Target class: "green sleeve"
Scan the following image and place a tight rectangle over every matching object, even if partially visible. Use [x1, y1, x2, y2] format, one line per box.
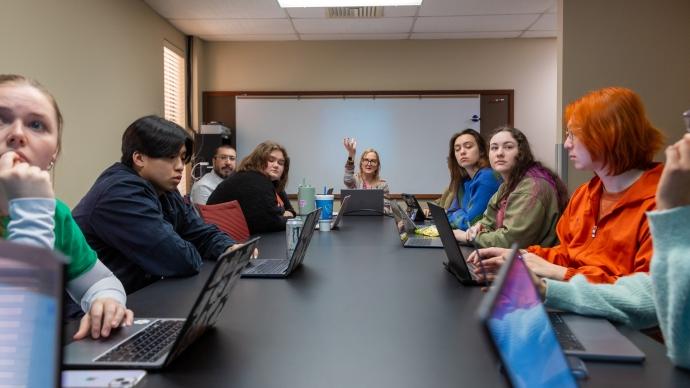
[475, 179, 556, 248]
[54, 200, 98, 280]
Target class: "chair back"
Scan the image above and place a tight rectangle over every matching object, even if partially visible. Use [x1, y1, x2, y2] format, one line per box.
[196, 200, 250, 242]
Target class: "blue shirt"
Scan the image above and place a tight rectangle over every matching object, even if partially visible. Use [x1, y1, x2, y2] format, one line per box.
[447, 167, 501, 230]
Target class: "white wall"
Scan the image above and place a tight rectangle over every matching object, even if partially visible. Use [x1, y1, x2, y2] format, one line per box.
[202, 39, 558, 181]
[0, 0, 186, 206]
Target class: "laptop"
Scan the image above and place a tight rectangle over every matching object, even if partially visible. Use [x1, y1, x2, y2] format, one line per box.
[477, 246, 579, 388]
[242, 209, 320, 278]
[0, 241, 66, 388]
[390, 201, 443, 248]
[315, 195, 350, 230]
[428, 203, 484, 284]
[63, 237, 259, 369]
[401, 193, 431, 223]
[340, 189, 384, 216]
[479, 246, 645, 366]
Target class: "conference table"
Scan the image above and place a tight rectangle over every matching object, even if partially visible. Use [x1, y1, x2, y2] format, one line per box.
[65, 216, 690, 387]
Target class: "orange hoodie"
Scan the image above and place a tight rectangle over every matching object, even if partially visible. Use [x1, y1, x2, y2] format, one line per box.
[527, 163, 662, 284]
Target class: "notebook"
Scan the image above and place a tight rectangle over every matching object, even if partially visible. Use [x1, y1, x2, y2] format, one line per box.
[241, 209, 320, 278]
[63, 237, 259, 369]
[390, 201, 443, 248]
[0, 241, 65, 388]
[428, 203, 483, 284]
[340, 189, 384, 216]
[479, 246, 645, 370]
[477, 245, 579, 388]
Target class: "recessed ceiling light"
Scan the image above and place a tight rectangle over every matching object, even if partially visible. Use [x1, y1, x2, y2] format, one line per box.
[277, 0, 422, 7]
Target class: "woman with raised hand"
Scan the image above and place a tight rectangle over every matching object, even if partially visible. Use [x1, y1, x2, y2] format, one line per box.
[0, 74, 132, 339]
[472, 87, 664, 284]
[454, 126, 568, 248]
[343, 137, 390, 212]
[432, 129, 501, 229]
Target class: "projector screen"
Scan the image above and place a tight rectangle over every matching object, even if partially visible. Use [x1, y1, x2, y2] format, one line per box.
[235, 95, 481, 195]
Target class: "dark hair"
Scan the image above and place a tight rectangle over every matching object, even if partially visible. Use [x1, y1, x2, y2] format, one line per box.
[121, 115, 193, 168]
[215, 144, 236, 154]
[237, 141, 290, 192]
[0, 74, 64, 155]
[447, 128, 490, 191]
[489, 126, 569, 212]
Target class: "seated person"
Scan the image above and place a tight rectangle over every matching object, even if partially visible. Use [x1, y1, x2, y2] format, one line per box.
[432, 129, 501, 229]
[0, 74, 132, 339]
[454, 126, 568, 248]
[72, 115, 237, 294]
[207, 141, 296, 234]
[342, 137, 390, 212]
[190, 144, 236, 205]
[470, 87, 664, 284]
[532, 132, 690, 369]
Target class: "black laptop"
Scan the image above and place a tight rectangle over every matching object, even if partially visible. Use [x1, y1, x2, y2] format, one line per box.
[63, 237, 259, 369]
[242, 209, 320, 278]
[340, 189, 384, 215]
[428, 203, 484, 285]
[390, 201, 443, 248]
[401, 193, 431, 223]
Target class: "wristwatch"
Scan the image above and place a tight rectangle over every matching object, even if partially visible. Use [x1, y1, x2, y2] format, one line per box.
[347, 156, 353, 162]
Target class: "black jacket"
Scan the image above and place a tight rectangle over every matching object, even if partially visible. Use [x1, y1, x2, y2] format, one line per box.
[72, 163, 236, 293]
[207, 170, 295, 234]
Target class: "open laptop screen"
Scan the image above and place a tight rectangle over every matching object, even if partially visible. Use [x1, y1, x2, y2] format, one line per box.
[483, 253, 577, 388]
[0, 242, 64, 388]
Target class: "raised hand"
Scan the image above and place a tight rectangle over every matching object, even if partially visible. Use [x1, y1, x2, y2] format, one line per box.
[343, 137, 357, 158]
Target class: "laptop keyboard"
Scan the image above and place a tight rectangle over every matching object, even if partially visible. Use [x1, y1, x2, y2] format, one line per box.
[245, 259, 289, 275]
[95, 319, 184, 363]
[409, 238, 434, 246]
[549, 313, 586, 351]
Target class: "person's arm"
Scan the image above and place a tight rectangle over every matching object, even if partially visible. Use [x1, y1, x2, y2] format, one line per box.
[173, 193, 236, 261]
[190, 177, 214, 205]
[648, 205, 690, 369]
[543, 274, 657, 329]
[85, 181, 204, 277]
[66, 259, 126, 312]
[448, 172, 501, 230]
[343, 158, 357, 189]
[279, 191, 296, 217]
[6, 198, 56, 248]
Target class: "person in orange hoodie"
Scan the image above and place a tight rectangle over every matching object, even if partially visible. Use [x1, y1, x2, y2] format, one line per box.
[469, 87, 664, 284]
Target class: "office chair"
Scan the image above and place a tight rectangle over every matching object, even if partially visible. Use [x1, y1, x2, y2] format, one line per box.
[196, 200, 251, 242]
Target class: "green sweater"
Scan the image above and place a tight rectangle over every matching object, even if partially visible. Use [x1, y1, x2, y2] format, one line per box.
[2, 199, 97, 280]
[474, 177, 561, 248]
[544, 205, 690, 369]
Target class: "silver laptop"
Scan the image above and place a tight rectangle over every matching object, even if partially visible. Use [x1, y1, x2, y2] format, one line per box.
[479, 246, 645, 364]
[340, 189, 384, 216]
[390, 201, 443, 248]
[242, 209, 320, 278]
[0, 241, 65, 388]
[63, 237, 259, 369]
[428, 203, 484, 284]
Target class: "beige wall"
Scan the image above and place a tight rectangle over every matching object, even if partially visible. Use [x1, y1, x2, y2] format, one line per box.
[561, 0, 690, 192]
[203, 39, 559, 174]
[0, 0, 185, 207]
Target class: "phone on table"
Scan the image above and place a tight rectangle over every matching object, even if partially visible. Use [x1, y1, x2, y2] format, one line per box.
[62, 370, 147, 387]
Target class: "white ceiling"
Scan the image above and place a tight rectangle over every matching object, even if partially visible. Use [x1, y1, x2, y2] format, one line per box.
[144, 0, 557, 41]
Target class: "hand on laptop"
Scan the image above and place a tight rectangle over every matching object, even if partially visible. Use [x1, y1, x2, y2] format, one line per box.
[522, 252, 567, 281]
[73, 298, 134, 340]
[656, 133, 690, 211]
[227, 243, 259, 259]
[467, 247, 509, 274]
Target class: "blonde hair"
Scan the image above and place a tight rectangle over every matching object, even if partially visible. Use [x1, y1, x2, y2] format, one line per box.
[359, 148, 382, 182]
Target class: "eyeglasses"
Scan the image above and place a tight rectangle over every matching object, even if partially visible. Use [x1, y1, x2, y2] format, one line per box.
[362, 159, 379, 166]
[215, 155, 236, 161]
[564, 129, 575, 141]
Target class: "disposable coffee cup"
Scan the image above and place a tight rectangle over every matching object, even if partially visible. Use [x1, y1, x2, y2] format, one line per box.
[319, 219, 332, 232]
[315, 194, 334, 220]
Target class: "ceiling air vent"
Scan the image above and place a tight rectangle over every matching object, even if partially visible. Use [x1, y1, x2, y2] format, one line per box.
[327, 6, 383, 18]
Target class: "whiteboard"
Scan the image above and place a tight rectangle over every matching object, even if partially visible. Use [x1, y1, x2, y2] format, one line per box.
[236, 96, 481, 195]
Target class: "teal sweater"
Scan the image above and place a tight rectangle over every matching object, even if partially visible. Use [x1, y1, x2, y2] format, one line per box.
[544, 205, 690, 369]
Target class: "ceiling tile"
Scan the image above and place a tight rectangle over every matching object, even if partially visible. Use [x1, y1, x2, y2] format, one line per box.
[530, 13, 556, 30]
[414, 14, 539, 33]
[412, 31, 520, 39]
[293, 17, 414, 34]
[418, 0, 555, 16]
[287, 5, 418, 18]
[199, 33, 299, 41]
[300, 33, 410, 40]
[520, 30, 557, 38]
[145, 0, 287, 19]
[171, 18, 295, 35]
